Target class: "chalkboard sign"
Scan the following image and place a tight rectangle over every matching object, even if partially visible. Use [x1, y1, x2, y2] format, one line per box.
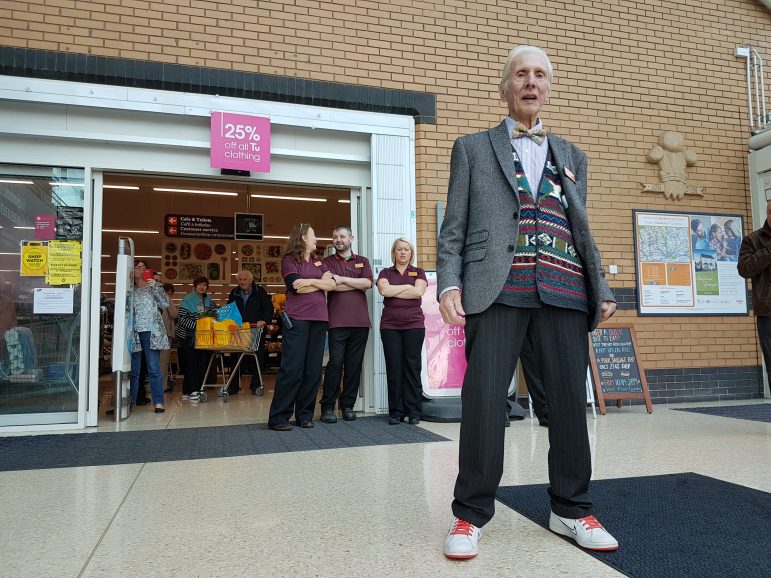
[589, 325, 652, 414]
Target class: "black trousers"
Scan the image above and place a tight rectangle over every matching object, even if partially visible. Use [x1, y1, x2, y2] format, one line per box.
[268, 318, 328, 426]
[320, 327, 370, 411]
[757, 317, 771, 388]
[380, 328, 425, 420]
[452, 304, 592, 527]
[520, 335, 548, 420]
[179, 336, 203, 395]
[227, 333, 266, 393]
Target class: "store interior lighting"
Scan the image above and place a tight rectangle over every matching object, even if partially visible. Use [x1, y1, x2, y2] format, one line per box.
[103, 185, 139, 190]
[0, 179, 34, 185]
[153, 187, 238, 197]
[102, 229, 160, 234]
[250, 194, 327, 202]
[49, 182, 84, 187]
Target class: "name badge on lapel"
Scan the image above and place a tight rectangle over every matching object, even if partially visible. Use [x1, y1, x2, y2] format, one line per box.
[355, 263, 364, 268]
[408, 271, 418, 277]
[564, 167, 576, 183]
[314, 261, 322, 267]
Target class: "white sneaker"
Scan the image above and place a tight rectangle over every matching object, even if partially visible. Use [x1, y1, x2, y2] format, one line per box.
[548, 512, 619, 551]
[181, 394, 191, 400]
[183, 392, 201, 401]
[443, 517, 481, 559]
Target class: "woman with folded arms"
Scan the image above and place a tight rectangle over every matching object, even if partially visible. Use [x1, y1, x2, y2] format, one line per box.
[377, 237, 428, 425]
[268, 224, 336, 431]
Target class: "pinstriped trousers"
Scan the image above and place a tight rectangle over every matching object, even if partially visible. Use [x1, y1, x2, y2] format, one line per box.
[451, 303, 592, 527]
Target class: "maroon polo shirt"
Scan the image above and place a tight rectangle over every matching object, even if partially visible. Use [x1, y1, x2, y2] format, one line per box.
[323, 252, 373, 329]
[377, 265, 427, 330]
[281, 255, 330, 322]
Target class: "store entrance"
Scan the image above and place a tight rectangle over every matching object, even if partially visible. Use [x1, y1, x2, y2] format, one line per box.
[96, 173, 354, 425]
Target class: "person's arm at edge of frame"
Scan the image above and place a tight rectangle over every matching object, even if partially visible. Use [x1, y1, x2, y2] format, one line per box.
[438, 137, 470, 325]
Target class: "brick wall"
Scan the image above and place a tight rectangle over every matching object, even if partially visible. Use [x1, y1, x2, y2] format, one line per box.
[4, 0, 771, 376]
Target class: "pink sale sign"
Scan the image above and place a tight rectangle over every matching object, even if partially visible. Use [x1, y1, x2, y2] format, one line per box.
[420, 274, 466, 397]
[210, 112, 270, 172]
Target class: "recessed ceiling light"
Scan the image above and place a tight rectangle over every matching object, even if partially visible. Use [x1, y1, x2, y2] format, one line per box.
[0, 179, 34, 185]
[49, 182, 84, 187]
[13, 226, 34, 230]
[153, 187, 238, 197]
[250, 194, 327, 202]
[338, 199, 351, 204]
[104, 185, 140, 190]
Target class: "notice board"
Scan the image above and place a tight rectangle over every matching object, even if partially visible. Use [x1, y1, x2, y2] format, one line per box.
[589, 325, 652, 414]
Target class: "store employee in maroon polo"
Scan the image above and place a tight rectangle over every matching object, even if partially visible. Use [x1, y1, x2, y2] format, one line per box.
[319, 225, 373, 423]
[377, 237, 428, 425]
[268, 223, 336, 431]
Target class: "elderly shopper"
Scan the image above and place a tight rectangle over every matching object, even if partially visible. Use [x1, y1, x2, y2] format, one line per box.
[438, 45, 618, 558]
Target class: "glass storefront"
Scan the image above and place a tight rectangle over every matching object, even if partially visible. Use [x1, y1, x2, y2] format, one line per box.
[0, 164, 86, 426]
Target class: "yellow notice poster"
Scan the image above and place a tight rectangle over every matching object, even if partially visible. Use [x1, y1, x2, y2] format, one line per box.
[46, 240, 82, 285]
[20, 241, 48, 277]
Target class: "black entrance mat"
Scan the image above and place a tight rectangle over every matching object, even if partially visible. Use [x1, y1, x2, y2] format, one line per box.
[671, 403, 771, 423]
[496, 473, 771, 578]
[0, 417, 449, 472]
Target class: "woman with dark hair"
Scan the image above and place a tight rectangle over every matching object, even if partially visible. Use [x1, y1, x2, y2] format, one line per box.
[377, 237, 428, 425]
[130, 260, 169, 413]
[709, 223, 728, 261]
[176, 275, 214, 401]
[268, 224, 336, 431]
[723, 219, 742, 261]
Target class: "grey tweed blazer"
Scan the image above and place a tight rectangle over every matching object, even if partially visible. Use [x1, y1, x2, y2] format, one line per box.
[437, 120, 615, 331]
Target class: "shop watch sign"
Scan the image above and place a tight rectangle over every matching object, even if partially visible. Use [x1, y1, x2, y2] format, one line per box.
[210, 112, 271, 173]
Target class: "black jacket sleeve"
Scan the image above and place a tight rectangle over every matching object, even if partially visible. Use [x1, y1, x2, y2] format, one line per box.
[257, 287, 273, 323]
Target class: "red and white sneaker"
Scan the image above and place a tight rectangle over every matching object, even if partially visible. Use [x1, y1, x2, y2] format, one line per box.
[443, 517, 481, 559]
[548, 512, 619, 551]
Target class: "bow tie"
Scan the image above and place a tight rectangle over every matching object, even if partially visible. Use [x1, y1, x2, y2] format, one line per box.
[512, 123, 548, 145]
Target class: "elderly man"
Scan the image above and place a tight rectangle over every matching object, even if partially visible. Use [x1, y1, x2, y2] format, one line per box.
[438, 45, 618, 559]
[227, 269, 273, 395]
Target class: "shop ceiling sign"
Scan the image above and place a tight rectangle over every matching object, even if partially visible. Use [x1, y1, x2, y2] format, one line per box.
[164, 214, 234, 239]
[210, 112, 271, 173]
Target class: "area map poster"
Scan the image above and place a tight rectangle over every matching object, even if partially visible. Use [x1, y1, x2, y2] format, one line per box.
[633, 210, 748, 316]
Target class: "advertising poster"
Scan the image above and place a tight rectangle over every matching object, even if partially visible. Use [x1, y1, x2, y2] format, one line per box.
[161, 239, 230, 283]
[20, 241, 48, 277]
[634, 210, 748, 315]
[419, 272, 466, 397]
[46, 240, 82, 285]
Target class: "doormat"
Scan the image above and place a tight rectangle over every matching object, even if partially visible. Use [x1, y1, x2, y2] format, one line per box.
[0, 416, 449, 472]
[496, 473, 771, 578]
[671, 403, 771, 423]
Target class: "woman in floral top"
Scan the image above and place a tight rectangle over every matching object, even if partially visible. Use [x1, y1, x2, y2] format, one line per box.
[131, 260, 169, 413]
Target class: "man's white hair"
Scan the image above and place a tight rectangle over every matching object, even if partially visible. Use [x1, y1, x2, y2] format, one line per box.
[500, 45, 553, 95]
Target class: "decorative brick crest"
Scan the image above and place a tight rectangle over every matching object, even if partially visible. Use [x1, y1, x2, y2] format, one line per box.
[643, 131, 704, 200]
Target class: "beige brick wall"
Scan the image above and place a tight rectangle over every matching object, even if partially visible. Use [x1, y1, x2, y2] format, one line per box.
[5, 0, 771, 369]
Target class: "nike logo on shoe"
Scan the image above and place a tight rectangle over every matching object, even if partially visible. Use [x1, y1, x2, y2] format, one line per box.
[560, 519, 578, 536]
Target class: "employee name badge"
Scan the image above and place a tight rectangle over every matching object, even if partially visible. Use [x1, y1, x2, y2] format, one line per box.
[314, 261, 322, 267]
[355, 262, 364, 268]
[408, 271, 418, 277]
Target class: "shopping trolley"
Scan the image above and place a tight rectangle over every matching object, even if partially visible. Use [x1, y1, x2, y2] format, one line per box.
[195, 325, 263, 402]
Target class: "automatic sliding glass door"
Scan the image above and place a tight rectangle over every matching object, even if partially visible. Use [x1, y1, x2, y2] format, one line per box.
[0, 164, 87, 427]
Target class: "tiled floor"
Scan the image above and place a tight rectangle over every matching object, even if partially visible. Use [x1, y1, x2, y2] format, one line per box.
[1, 384, 769, 577]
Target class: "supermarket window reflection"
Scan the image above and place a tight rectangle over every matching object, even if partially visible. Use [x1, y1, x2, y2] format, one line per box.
[0, 164, 85, 421]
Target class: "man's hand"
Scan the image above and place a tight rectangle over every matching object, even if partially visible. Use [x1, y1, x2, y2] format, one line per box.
[440, 289, 466, 325]
[600, 300, 617, 322]
[255, 320, 266, 328]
